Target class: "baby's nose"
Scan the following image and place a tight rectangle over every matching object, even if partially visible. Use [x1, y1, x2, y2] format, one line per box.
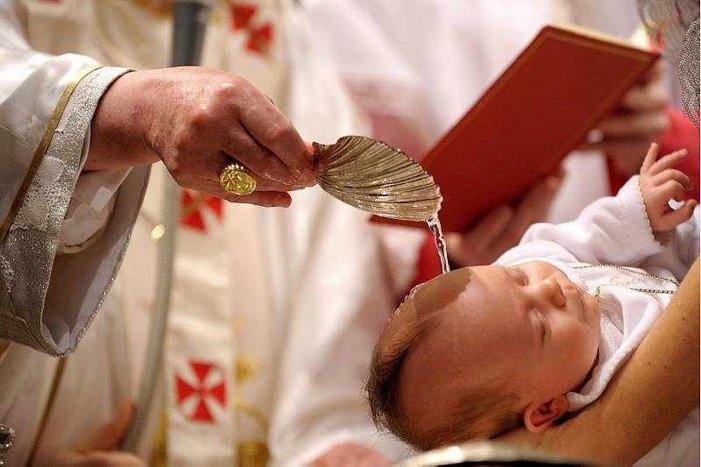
[536, 278, 566, 308]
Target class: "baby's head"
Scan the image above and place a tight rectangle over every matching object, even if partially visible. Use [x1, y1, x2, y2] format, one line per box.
[367, 262, 600, 450]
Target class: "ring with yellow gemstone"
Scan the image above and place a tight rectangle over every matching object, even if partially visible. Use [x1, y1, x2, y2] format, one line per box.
[219, 162, 257, 196]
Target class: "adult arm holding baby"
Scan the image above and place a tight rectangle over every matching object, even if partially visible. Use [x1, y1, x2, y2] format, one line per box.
[501, 256, 699, 465]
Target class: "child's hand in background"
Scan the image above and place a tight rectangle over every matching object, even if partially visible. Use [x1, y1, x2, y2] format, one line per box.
[640, 143, 697, 234]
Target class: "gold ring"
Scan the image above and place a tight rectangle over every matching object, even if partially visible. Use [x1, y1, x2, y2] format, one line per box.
[219, 163, 257, 196]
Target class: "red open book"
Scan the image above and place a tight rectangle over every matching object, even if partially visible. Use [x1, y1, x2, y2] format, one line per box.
[372, 24, 659, 232]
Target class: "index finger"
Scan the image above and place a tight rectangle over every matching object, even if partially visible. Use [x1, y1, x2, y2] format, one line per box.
[238, 91, 315, 186]
[648, 148, 688, 175]
[641, 143, 659, 173]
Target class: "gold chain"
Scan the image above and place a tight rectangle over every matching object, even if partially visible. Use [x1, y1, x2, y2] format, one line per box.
[573, 264, 678, 300]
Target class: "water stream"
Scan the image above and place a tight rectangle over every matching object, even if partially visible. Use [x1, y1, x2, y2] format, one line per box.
[427, 216, 450, 274]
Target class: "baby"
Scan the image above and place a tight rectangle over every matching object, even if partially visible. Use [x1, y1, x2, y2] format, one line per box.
[367, 144, 699, 460]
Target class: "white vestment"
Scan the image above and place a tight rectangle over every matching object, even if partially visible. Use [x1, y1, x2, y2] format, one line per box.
[1, 0, 419, 465]
[498, 176, 699, 466]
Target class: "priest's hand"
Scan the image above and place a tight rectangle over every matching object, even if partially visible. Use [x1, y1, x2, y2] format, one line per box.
[447, 170, 563, 267]
[44, 400, 145, 467]
[308, 442, 392, 467]
[87, 67, 316, 208]
[579, 61, 670, 177]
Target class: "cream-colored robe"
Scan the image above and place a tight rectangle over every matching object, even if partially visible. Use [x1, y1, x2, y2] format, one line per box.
[1, 0, 419, 465]
[0, 1, 149, 356]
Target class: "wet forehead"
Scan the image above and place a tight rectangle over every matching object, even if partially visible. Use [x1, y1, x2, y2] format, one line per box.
[401, 267, 537, 406]
[412, 267, 473, 318]
[398, 265, 543, 394]
[397, 266, 530, 352]
[436, 266, 531, 340]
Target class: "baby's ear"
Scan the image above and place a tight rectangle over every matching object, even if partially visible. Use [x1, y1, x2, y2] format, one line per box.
[522, 395, 569, 433]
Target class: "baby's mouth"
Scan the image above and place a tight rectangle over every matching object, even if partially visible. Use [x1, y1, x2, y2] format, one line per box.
[575, 287, 587, 319]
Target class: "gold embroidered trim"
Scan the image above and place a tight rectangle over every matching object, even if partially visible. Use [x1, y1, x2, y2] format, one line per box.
[149, 408, 168, 467]
[0, 65, 102, 244]
[237, 441, 270, 467]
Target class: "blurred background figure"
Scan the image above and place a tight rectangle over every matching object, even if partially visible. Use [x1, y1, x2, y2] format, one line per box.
[305, 0, 698, 230]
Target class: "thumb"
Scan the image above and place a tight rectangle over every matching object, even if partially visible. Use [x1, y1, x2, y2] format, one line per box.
[76, 400, 136, 452]
[662, 199, 698, 230]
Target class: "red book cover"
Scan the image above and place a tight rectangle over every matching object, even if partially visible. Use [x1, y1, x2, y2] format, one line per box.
[372, 25, 659, 232]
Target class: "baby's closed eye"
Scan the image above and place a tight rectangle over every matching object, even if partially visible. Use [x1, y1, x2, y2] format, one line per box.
[533, 309, 548, 345]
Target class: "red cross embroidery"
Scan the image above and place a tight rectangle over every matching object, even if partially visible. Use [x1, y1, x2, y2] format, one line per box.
[180, 190, 223, 232]
[175, 360, 227, 423]
[231, 2, 257, 30]
[246, 23, 273, 55]
[230, 2, 274, 57]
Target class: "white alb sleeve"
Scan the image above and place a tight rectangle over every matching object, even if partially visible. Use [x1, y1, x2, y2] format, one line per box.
[0, 1, 149, 355]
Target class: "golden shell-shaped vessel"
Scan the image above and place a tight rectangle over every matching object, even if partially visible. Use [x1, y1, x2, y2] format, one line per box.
[314, 136, 442, 222]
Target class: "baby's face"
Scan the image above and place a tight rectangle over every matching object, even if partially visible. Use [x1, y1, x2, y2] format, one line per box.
[397, 262, 600, 431]
[470, 262, 602, 395]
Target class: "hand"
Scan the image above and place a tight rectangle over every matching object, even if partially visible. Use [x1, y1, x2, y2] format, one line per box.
[41, 400, 145, 466]
[639, 143, 697, 234]
[308, 442, 391, 467]
[579, 61, 670, 176]
[447, 170, 564, 267]
[88, 67, 315, 207]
